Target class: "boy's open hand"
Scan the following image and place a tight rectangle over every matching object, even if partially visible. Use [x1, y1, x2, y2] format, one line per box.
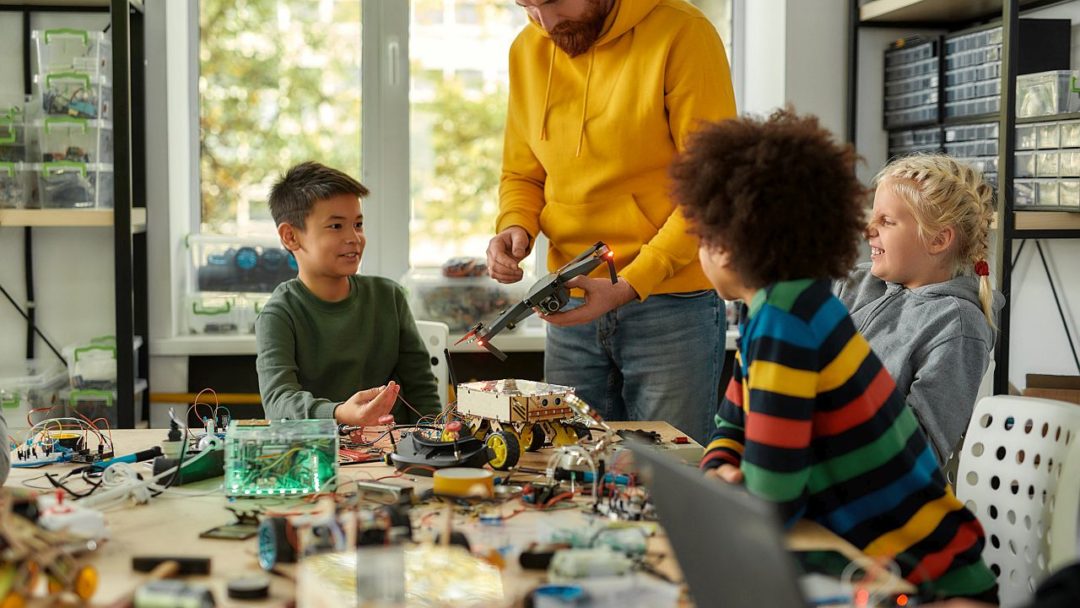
[335, 381, 399, 426]
[704, 464, 744, 485]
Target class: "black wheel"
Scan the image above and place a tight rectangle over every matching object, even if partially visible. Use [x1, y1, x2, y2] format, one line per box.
[258, 517, 297, 570]
[485, 431, 521, 470]
[521, 424, 546, 452]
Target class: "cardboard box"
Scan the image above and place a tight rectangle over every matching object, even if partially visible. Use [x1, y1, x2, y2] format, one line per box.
[1024, 374, 1080, 406]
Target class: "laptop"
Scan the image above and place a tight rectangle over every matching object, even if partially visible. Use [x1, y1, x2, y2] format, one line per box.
[627, 442, 810, 608]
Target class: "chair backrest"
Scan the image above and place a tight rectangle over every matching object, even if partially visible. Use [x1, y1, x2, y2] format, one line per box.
[414, 320, 450, 407]
[955, 395, 1080, 607]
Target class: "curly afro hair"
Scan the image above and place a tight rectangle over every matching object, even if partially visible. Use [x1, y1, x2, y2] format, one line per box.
[671, 109, 867, 289]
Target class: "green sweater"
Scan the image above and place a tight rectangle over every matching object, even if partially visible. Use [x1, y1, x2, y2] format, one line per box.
[255, 275, 441, 421]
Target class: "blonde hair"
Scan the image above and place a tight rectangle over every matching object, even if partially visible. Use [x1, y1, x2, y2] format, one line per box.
[873, 154, 997, 329]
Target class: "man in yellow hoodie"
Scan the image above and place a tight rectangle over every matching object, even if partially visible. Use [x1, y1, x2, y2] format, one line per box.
[486, 0, 736, 443]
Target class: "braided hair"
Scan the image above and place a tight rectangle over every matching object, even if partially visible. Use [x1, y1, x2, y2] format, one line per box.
[874, 155, 997, 329]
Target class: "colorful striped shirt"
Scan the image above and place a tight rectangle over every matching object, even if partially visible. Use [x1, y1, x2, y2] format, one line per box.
[701, 279, 996, 598]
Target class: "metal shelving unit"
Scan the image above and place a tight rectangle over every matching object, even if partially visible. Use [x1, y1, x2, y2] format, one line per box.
[0, 0, 147, 428]
[849, 0, 1078, 396]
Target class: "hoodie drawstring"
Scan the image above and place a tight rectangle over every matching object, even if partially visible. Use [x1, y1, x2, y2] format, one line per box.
[576, 47, 595, 158]
[539, 44, 556, 141]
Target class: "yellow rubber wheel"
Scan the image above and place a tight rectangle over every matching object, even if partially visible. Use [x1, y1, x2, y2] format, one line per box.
[485, 431, 521, 471]
[1, 592, 25, 608]
[73, 566, 97, 600]
[520, 424, 545, 452]
[552, 422, 579, 447]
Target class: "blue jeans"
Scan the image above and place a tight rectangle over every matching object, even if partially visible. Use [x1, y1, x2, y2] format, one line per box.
[545, 290, 724, 444]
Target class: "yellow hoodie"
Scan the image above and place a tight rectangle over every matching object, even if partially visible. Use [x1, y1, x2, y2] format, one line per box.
[497, 0, 736, 299]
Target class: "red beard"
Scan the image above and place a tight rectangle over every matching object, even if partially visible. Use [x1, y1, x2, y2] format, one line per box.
[549, 0, 610, 57]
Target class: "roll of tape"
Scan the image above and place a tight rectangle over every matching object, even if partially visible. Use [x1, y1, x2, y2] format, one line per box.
[433, 468, 495, 498]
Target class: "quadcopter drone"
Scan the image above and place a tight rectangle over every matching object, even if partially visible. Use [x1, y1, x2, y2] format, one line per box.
[456, 241, 617, 360]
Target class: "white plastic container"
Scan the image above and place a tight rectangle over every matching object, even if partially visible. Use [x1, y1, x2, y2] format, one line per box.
[187, 234, 298, 294]
[184, 293, 244, 335]
[1014, 180, 1036, 208]
[63, 335, 143, 391]
[38, 71, 112, 121]
[1036, 180, 1059, 207]
[1017, 71, 1080, 118]
[1037, 123, 1061, 149]
[33, 29, 111, 78]
[1060, 121, 1080, 148]
[38, 161, 113, 208]
[1059, 180, 1080, 209]
[0, 359, 68, 428]
[401, 267, 530, 333]
[38, 117, 113, 164]
[1036, 152, 1060, 178]
[0, 109, 29, 163]
[0, 162, 34, 209]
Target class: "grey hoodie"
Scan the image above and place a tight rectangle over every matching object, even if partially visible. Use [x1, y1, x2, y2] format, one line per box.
[835, 263, 1005, 465]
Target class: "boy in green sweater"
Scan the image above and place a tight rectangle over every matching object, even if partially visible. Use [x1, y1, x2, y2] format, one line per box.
[256, 161, 441, 424]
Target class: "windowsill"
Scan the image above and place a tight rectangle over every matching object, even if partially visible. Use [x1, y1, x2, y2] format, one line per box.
[151, 328, 739, 357]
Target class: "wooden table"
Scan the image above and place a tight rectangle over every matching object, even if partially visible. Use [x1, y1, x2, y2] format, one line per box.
[4, 423, 911, 606]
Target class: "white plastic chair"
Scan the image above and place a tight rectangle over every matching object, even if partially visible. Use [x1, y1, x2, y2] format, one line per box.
[955, 395, 1080, 607]
[415, 320, 450, 407]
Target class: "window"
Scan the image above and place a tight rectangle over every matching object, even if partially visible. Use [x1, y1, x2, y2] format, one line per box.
[198, 0, 362, 235]
[408, 0, 526, 269]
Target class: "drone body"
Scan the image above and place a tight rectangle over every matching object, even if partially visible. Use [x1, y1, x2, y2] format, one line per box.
[457, 242, 617, 360]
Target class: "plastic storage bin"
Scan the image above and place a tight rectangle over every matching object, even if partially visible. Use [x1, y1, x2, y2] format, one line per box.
[245, 294, 270, 334]
[401, 267, 530, 333]
[0, 162, 34, 209]
[0, 360, 68, 428]
[0, 108, 29, 163]
[184, 293, 243, 335]
[1037, 180, 1059, 207]
[1060, 121, 1080, 148]
[1016, 125, 1038, 150]
[63, 335, 142, 390]
[1015, 153, 1036, 179]
[1014, 180, 1036, 208]
[1060, 180, 1080, 209]
[61, 379, 146, 430]
[187, 234, 299, 294]
[1017, 71, 1080, 118]
[1059, 151, 1080, 177]
[38, 161, 113, 208]
[38, 117, 113, 164]
[39, 71, 111, 121]
[33, 29, 111, 77]
[1036, 152, 1060, 178]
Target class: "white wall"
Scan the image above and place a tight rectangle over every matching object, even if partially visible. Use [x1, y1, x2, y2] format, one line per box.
[739, 0, 848, 137]
[0, 12, 115, 373]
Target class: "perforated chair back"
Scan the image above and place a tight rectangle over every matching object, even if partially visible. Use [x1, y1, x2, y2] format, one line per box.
[955, 395, 1080, 607]
[415, 320, 450, 407]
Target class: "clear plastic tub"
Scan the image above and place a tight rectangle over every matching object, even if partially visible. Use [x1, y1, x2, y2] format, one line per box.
[245, 293, 271, 334]
[1037, 180, 1059, 207]
[945, 97, 1000, 118]
[38, 71, 112, 120]
[0, 109, 29, 163]
[885, 74, 938, 98]
[63, 335, 143, 391]
[1015, 153, 1036, 179]
[38, 117, 112, 164]
[187, 234, 299, 294]
[885, 105, 938, 128]
[38, 161, 113, 208]
[1014, 180, 1036, 208]
[1037, 123, 1061, 149]
[184, 293, 244, 335]
[884, 90, 938, 112]
[890, 127, 941, 149]
[61, 379, 146, 430]
[1059, 151, 1080, 178]
[0, 162, 34, 209]
[1017, 70, 1080, 118]
[1036, 152, 1059, 177]
[945, 123, 998, 143]
[401, 267, 530, 333]
[1016, 125, 1038, 150]
[33, 29, 111, 77]
[1060, 121, 1080, 148]
[885, 57, 938, 81]
[1060, 181, 1080, 209]
[0, 359, 68, 428]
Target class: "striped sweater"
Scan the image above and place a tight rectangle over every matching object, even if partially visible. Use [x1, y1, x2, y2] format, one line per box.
[701, 279, 996, 598]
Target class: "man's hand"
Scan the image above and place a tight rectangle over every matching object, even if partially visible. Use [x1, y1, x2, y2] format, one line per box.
[487, 226, 531, 284]
[704, 464, 744, 485]
[335, 381, 399, 426]
[541, 276, 638, 326]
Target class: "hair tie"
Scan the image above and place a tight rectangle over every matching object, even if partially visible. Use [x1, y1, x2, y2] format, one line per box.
[974, 260, 990, 277]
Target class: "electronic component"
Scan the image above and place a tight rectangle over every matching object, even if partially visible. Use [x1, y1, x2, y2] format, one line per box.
[389, 431, 490, 473]
[549, 548, 633, 580]
[224, 419, 338, 497]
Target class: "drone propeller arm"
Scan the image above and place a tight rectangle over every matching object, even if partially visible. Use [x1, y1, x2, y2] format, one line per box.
[478, 300, 534, 342]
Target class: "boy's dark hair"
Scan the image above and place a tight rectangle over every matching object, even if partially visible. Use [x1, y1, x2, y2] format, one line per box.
[268, 161, 369, 229]
[671, 109, 866, 289]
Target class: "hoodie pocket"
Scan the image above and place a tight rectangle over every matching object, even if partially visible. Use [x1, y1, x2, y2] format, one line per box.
[539, 193, 658, 264]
